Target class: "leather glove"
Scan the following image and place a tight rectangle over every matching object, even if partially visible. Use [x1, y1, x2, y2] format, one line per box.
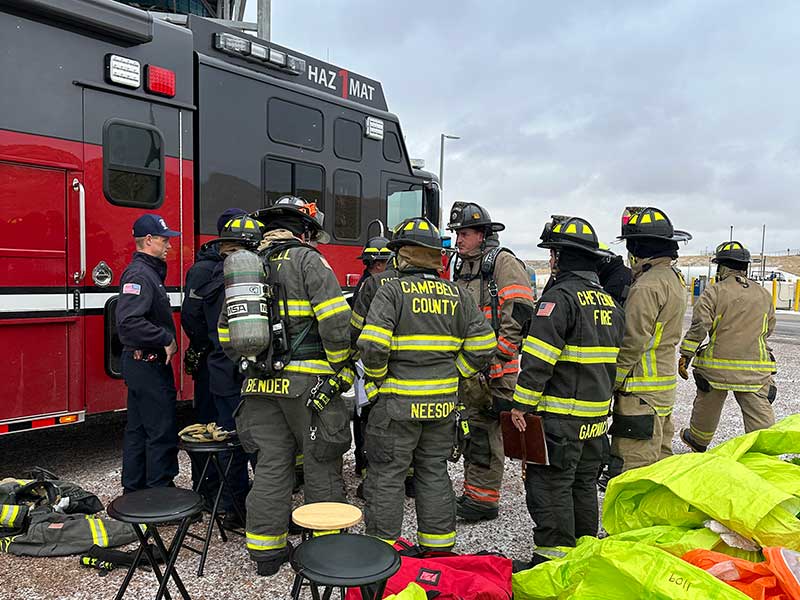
[678, 356, 690, 380]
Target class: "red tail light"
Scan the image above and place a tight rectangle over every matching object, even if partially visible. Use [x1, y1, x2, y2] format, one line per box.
[146, 65, 176, 97]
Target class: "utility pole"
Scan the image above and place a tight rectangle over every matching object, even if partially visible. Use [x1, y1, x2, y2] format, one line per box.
[438, 133, 460, 200]
[257, 0, 270, 40]
[730, 225, 734, 241]
[760, 224, 766, 280]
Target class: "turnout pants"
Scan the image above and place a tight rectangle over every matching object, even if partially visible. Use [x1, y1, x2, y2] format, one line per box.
[461, 374, 510, 510]
[364, 400, 456, 550]
[609, 394, 673, 475]
[688, 383, 775, 446]
[525, 416, 604, 549]
[236, 391, 350, 562]
[121, 351, 178, 493]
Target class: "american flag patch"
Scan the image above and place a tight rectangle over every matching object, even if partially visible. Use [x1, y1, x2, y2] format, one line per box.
[122, 283, 141, 295]
[536, 301, 556, 317]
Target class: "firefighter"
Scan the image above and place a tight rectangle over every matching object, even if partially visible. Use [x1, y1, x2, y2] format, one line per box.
[181, 207, 246, 511]
[509, 216, 624, 567]
[182, 211, 258, 528]
[350, 235, 395, 483]
[358, 217, 495, 550]
[679, 241, 777, 452]
[607, 207, 691, 477]
[116, 214, 181, 493]
[447, 202, 534, 522]
[219, 196, 352, 576]
[597, 243, 633, 305]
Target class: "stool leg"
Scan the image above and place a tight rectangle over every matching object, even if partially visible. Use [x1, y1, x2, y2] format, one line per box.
[361, 579, 390, 600]
[309, 584, 323, 600]
[142, 543, 174, 600]
[290, 573, 304, 600]
[194, 454, 226, 577]
[208, 454, 230, 543]
[114, 528, 149, 600]
[193, 454, 212, 496]
[213, 450, 246, 528]
[152, 522, 193, 600]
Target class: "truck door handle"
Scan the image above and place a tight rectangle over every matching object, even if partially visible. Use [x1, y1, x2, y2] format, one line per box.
[72, 178, 86, 284]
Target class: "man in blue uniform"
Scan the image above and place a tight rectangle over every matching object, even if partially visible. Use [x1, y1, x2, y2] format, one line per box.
[117, 214, 181, 493]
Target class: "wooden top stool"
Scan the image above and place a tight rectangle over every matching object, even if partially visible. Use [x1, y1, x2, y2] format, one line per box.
[292, 502, 363, 537]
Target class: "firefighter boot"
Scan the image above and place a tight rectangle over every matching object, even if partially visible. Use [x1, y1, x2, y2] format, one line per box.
[255, 541, 294, 577]
[456, 496, 498, 522]
[680, 428, 707, 453]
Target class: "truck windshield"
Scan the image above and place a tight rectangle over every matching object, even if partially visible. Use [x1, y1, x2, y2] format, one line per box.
[387, 181, 423, 229]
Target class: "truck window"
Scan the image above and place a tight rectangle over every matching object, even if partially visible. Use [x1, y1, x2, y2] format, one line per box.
[263, 157, 324, 207]
[333, 170, 361, 240]
[267, 98, 323, 151]
[334, 118, 363, 162]
[103, 120, 164, 208]
[387, 180, 423, 229]
[383, 132, 402, 163]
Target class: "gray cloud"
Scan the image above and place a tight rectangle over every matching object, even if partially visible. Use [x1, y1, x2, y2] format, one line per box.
[247, 0, 800, 258]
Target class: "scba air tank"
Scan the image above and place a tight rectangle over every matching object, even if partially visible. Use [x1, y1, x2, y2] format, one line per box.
[223, 249, 271, 360]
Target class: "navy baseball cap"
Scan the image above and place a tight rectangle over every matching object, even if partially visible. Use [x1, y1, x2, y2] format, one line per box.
[217, 207, 247, 235]
[132, 214, 181, 238]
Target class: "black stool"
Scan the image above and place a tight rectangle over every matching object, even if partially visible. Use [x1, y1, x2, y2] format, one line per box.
[290, 533, 401, 600]
[107, 487, 204, 600]
[179, 438, 246, 576]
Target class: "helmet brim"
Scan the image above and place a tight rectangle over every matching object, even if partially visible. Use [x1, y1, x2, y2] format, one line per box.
[617, 229, 692, 242]
[538, 239, 602, 255]
[447, 222, 505, 233]
[387, 239, 442, 251]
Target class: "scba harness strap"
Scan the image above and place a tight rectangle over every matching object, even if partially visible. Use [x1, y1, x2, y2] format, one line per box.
[454, 247, 515, 333]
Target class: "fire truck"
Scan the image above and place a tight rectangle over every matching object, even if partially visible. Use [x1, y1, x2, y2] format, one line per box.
[0, 0, 440, 434]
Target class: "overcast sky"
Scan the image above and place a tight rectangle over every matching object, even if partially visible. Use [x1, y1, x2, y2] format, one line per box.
[245, 1, 800, 259]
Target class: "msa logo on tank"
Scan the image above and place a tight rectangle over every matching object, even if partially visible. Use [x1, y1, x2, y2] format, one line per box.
[306, 63, 380, 106]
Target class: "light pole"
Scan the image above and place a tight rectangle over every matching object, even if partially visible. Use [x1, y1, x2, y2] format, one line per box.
[439, 133, 460, 195]
[730, 225, 734, 241]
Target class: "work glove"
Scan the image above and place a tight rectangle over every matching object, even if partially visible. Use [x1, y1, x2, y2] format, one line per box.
[179, 422, 233, 442]
[678, 356, 690, 380]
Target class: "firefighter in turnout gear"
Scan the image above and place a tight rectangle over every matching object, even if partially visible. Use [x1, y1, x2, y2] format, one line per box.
[679, 241, 777, 452]
[350, 235, 395, 484]
[607, 207, 690, 477]
[218, 196, 353, 576]
[358, 217, 495, 550]
[510, 216, 625, 566]
[448, 202, 535, 522]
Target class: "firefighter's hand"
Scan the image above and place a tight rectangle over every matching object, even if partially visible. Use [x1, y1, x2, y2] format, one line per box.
[164, 339, 178, 365]
[511, 408, 527, 432]
[678, 356, 690, 380]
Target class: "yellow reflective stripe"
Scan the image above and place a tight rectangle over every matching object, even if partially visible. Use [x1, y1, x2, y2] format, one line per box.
[246, 531, 288, 551]
[418, 530, 456, 548]
[361, 324, 393, 347]
[707, 314, 722, 358]
[680, 338, 700, 354]
[350, 311, 365, 329]
[87, 518, 100, 546]
[537, 396, 611, 418]
[559, 345, 619, 364]
[295, 453, 304, 466]
[218, 326, 230, 342]
[88, 518, 109, 547]
[0, 504, 20, 527]
[692, 357, 776, 371]
[513, 384, 542, 407]
[312, 529, 341, 537]
[704, 380, 764, 392]
[462, 332, 496, 351]
[363, 364, 388, 379]
[614, 368, 630, 384]
[759, 314, 769, 362]
[456, 353, 478, 377]
[364, 381, 379, 400]
[690, 425, 715, 443]
[522, 336, 562, 365]
[377, 537, 396, 545]
[339, 367, 355, 386]
[391, 334, 463, 352]
[621, 376, 677, 392]
[380, 377, 458, 396]
[641, 322, 663, 378]
[325, 347, 350, 363]
[652, 404, 673, 417]
[314, 296, 350, 320]
[283, 360, 334, 375]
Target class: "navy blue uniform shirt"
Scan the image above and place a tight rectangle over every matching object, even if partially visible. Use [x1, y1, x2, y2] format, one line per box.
[182, 242, 242, 396]
[117, 252, 175, 350]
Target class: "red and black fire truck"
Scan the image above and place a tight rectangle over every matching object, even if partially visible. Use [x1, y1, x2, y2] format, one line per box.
[0, 0, 440, 434]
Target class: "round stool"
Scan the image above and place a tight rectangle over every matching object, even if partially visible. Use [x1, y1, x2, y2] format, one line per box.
[179, 438, 246, 576]
[290, 534, 400, 600]
[107, 487, 204, 600]
[292, 502, 363, 538]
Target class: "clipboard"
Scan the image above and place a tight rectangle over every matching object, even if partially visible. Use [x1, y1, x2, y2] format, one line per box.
[500, 411, 549, 466]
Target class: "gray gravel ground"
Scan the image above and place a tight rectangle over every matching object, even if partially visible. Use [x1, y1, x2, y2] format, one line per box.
[1, 339, 798, 599]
